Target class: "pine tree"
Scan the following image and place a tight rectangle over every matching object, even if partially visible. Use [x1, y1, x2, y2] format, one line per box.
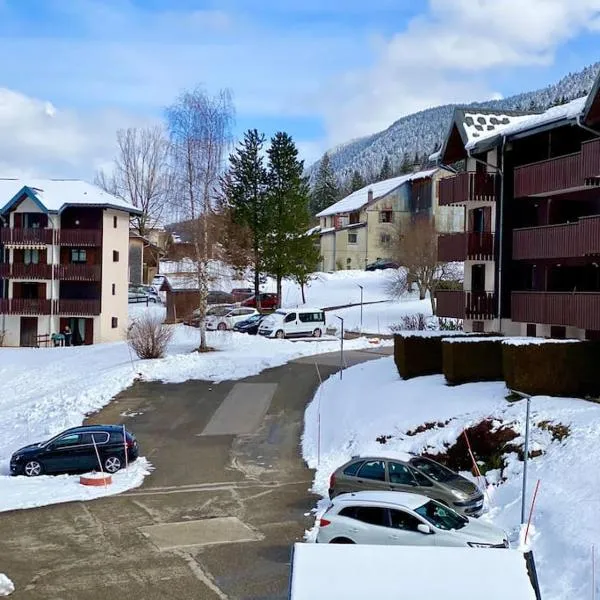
[263, 132, 312, 306]
[221, 129, 270, 298]
[399, 152, 412, 174]
[379, 156, 392, 181]
[350, 169, 366, 192]
[528, 99, 537, 111]
[311, 152, 338, 215]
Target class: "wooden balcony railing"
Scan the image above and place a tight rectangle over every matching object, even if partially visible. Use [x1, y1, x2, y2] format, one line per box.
[514, 138, 600, 198]
[437, 232, 494, 262]
[54, 264, 101, 281]
[439, 172, 497, 206]
[0, 228, 53, 245]
[58, 229, 102, 246]
[11, 263, 53, 279]
[54, 299, 101, 315]
[435, 290, 465, 319]
[5, 298, 52, 315]
[513, 214, 600, 260]
[512, 291, 600, 331]
[0, 264, 9, 278]
[465, 291, 497, 320]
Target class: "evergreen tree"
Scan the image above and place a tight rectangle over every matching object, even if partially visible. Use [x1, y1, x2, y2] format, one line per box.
[350, 169, 366, 192]
[310, 152, 338, 215]
[379, 156, 392, 181]
[399, 152, 412, 174]
[289, 232, 321, 305]
[528, 99, 537, 111]
[263, 132, 312, 306]
[221, 129, 270, 298]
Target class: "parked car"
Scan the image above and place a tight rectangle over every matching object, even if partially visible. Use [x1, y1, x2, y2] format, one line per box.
[231, 287, 254, 303]
[258, 308, 326, 339]
[128, 287, 158, 303]
[233, 314, 266, 335]
[208, 290, 234, 305]
[10, 425, 139, 477]
[206, 307, 259, 331]
[365, 259, 400, 271]
[328, 455, 484, 517]
[316, 491, 508, 548]
[184, 304, 235, 327]
[241, 292, 279, 310]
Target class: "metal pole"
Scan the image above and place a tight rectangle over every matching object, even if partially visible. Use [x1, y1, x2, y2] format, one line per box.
[336, 315, 344, 380]
[358, 285, 363, 334]
[521, 395, 531, 523]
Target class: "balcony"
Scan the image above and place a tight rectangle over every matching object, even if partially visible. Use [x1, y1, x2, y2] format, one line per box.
[465, 291, 497, 320]
[512, 291, 600, 331]
[513, 215, 600, 260]
[0, 228, 53, 245]
[54, 299, 101, 315]
[54, 264, 102, 281]
[9, 263, 53, 279]
[437, 232, 495, 262]
[435, 290, 465, 319]
[439, 172, 497, 206]
[514, 138, 600, 198]
[58, 229, 102, 246]
[2, 298, 52, 315]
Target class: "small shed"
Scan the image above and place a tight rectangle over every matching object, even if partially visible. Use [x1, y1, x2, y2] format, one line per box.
[289, 543, 542, 600]
[160, 274, 200, 323]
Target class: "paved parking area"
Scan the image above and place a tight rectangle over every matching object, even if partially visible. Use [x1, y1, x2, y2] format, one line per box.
[0, 347, 391, 599]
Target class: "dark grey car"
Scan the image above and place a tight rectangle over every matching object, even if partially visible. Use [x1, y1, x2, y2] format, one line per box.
[328, 455, 484, 517]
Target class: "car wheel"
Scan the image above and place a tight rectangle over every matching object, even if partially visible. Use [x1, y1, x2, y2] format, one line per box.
[312, 328, 322, 338]
[217, 322, 227, 331]
[23, 460, 43, 477]
[104, 455, 122, 473]
[330, 537, 355, 544]
[275, 330, 285, 339]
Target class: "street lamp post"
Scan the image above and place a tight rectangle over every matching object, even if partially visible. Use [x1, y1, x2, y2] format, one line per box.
[336, 315, 344, 379]
[520, 393, 532, 524]
[357, 284, 364, 333]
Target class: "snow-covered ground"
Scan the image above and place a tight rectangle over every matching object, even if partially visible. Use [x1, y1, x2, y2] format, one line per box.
[302, 356, 600, 600]
[0, 304, 389, 512]
[0, 574, 14, 597]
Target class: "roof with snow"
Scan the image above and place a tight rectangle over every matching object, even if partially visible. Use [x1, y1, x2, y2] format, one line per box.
[316, 169, 438, 218]
[289, 544, 540, 600]
[0, 179, 141, 215]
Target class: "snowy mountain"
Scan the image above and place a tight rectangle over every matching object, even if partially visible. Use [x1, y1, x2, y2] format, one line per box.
[311, 62, 600, 185]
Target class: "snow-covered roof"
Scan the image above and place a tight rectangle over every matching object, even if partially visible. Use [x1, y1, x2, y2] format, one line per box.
[333, 490, 426, 510]
[161, 273, 198, 291]
[0, 178, 140, 214]
[428, 150, 441, 162]
[159, 258, 197, 274]
[290, 544, 539, 600]
[306, 225, 321, 236]
[462, 111, 532, 145]
[316, 169, 438, 218]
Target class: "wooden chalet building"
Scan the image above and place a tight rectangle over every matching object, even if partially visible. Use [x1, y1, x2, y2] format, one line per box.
[434, 71, 600, 339]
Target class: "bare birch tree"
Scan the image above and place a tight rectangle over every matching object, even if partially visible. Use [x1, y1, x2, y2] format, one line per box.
[166, 88, 234, 352]
[95, 126, 173, 236]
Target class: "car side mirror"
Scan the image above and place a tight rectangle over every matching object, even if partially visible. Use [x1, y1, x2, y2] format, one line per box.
[417, 524, 433, 535]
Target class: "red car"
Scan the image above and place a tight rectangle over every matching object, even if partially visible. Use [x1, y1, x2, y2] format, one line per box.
[241, 293, 279, 310]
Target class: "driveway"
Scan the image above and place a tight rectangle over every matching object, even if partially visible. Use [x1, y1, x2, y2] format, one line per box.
[0, 347, 391, 599]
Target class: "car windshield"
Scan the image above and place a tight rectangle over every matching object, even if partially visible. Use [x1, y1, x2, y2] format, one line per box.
[410, 457, 457, 483]
[415, 501, 467, 531]
[210, 307, 232, 317]
[245, 315, 261, 323]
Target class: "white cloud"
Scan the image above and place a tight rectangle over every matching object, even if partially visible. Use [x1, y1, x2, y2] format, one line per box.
[323, 0, 600, 143]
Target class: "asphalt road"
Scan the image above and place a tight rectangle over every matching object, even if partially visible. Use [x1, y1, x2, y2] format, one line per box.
[0, 346, 391, 600]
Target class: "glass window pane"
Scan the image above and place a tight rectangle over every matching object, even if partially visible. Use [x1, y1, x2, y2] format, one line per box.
[388, 462, 414, 485]
[357, 460, 386, 481]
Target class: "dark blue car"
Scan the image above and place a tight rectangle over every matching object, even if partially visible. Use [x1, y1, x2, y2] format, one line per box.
[233, 314, 265, 335]
[10, 425, 139, 477]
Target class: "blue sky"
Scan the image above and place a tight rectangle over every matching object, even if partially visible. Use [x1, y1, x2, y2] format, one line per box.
[0, 0, 599, 177]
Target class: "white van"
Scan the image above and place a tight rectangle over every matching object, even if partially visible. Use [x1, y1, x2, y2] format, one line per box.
[258, 308, 326, 339]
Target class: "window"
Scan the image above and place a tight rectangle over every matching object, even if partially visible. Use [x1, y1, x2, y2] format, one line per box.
[389, 509, 423, 531]
[71, 249, 87, 264]
[388, 462, 415, 485]
[24, 249, 40, 265]
[113, 216, 118, 228]
[339, 507, 357, 519]
[526, 323, 536, 337]
[354, 506, 387, 526]
[299, 312, 325, 323]
[81, 432, 110, 445]
[356, 460, 386, 481]
[112, 284, 116, 296]
[284, 312, 297, 323]
[380, 233, 391, 246]
[113, 250, 120, 262]
[343, 461, 364, 477]
[410, 457, 456, 483]
[379, 210, 393, 223]
[348, 232, 358, 244]
[53, 433, 81, 448]
[415, 501, 467, 531]
[111, 317, 118, 329]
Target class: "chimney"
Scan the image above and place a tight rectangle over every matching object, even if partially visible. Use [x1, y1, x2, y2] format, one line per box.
[367, 189, 373, 203]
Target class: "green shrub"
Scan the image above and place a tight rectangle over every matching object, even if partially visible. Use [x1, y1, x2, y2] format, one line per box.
[502, 341, 600, 398]
[442, 338, 504, 385]
[393, 332, 501, 379]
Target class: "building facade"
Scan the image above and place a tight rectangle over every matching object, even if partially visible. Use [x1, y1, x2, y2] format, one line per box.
[0, 179, 140, 346]
[316, 169, 463, 272]
[435, 76, 600, 339]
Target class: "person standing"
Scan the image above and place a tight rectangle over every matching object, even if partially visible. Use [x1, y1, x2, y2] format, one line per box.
[63, 325, 72, 347]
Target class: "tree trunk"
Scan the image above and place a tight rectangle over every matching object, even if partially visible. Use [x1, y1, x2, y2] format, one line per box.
[301, 281, 306, 304]
[429, 289, 436, 316]
[254, 248, 261, 311]
[276, 275, 282, 308]
[419, 283, 427, 300]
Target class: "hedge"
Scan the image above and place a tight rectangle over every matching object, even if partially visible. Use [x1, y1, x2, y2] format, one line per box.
[442, 338, 504, 385]
[393, 332, 500, 379]
[502, 340, 600, 397]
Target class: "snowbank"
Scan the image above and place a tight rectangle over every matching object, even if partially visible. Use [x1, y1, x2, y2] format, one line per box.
[0, 574, 14, 597]
[502, 337, 581, 346]
[302, 356, 600, 600]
